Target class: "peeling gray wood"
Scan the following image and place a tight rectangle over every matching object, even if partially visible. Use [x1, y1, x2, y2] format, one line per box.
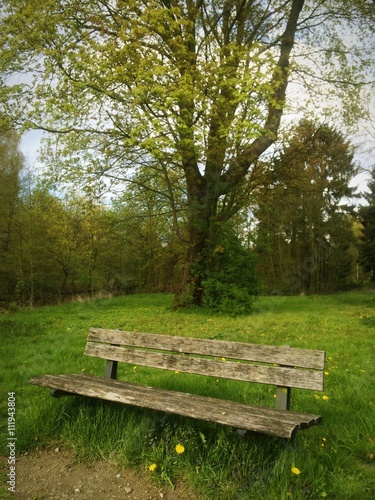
[87, 328, 326, 370]
[30, 374, 322, 439]
[85, 342, 324, 391]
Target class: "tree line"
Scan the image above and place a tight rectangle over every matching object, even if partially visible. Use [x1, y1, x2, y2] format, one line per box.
[1, 0, 374, 310]
[1, 124, 373, 311]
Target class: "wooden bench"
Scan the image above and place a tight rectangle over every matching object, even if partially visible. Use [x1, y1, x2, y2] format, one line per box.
[29, 328, 326, 440]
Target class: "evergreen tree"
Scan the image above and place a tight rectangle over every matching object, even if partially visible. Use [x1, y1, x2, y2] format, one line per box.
[359, 170, 375, 280]
[255, 119, 358, 294]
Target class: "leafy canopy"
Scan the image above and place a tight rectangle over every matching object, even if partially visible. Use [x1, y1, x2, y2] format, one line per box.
[0, 0, 374, 202]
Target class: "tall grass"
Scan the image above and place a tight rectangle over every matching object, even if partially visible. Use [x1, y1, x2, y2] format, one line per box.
[1, 292, 374, 499]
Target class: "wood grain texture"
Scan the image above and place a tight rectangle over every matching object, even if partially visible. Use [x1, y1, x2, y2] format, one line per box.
[29, 374, 322, 439]
[87, 328, 326, 370]
[84, 342, 324, 391]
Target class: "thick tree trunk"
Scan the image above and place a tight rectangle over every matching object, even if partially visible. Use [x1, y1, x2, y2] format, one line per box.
[177, 178, 220, 306]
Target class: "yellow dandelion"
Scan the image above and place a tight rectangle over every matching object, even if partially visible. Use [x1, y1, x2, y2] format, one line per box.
[291, 467, 301, 475]
[322, 395, 329, 401]
[149, 463, 157, 472]
[221, 357, 226, 362]
[324, 371, 329, 376]
[175, 443, 185, 454]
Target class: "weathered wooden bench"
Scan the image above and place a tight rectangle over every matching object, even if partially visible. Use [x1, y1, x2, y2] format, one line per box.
[29, 328, 326, 439]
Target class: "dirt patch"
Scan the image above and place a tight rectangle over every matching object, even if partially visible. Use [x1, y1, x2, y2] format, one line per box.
[1, 448, 199, 500]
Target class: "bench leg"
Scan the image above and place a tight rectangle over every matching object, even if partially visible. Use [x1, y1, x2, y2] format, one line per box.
[275, 386, 291, 411]
[104, 359, 118, 379]
[275, 345, 291, 411]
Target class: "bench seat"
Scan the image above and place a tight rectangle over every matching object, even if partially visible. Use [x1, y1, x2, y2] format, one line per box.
[30, 372, 321, 440]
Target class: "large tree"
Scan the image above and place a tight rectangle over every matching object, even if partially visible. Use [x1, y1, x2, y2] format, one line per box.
[0, 1, 374, 304]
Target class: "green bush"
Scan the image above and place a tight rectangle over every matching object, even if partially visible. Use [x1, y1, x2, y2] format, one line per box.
[200, 225, 260, 314]
[202, 279, 254, 315]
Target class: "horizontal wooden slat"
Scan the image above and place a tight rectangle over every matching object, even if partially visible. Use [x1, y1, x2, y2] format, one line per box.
[29, 374, 322, 439]
[84, 342, 324, 391]
[88, 328, 326, 370]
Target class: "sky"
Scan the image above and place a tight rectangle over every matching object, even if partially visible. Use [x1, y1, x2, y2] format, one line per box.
[21, 129, 43, 167]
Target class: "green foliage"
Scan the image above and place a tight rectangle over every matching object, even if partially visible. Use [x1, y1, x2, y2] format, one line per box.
[201, 279, 254, 315]
[359, 169, 375, 280]
[255, 119, 359, 294]
[200, 225, 260, 314]
[1, 1, 374, 307]
[0, 130, 24, 305]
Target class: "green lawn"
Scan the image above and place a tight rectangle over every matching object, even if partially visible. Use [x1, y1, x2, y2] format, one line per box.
[1, 292, 374, 499]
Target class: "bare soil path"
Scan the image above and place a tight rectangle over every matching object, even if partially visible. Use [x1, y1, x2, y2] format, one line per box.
[1, 448, 199, 500]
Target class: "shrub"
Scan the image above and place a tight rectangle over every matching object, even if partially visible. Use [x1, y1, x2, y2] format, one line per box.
[200, 225, 260, 315]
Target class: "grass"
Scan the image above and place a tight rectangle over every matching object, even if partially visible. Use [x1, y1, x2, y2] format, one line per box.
[1, 292, 375, 499]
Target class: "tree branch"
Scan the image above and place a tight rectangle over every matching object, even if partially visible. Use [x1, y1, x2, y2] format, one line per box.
[219, 0, 305, 193]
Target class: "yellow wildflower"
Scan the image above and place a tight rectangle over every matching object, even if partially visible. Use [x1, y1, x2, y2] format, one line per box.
[322, 395, 329, 401]
[175, 443, 185, 454]
[221, 357, 226, 362]
[291, 467, 301, 475]
[149, 463, 157, 472]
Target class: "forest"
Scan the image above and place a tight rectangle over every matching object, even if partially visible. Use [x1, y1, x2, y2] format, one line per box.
[1, 122, 374, 311]
[0, 1, 374, 311]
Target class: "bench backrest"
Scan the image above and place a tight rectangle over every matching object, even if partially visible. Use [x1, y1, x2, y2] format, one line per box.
[85, 328, 325, 392]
